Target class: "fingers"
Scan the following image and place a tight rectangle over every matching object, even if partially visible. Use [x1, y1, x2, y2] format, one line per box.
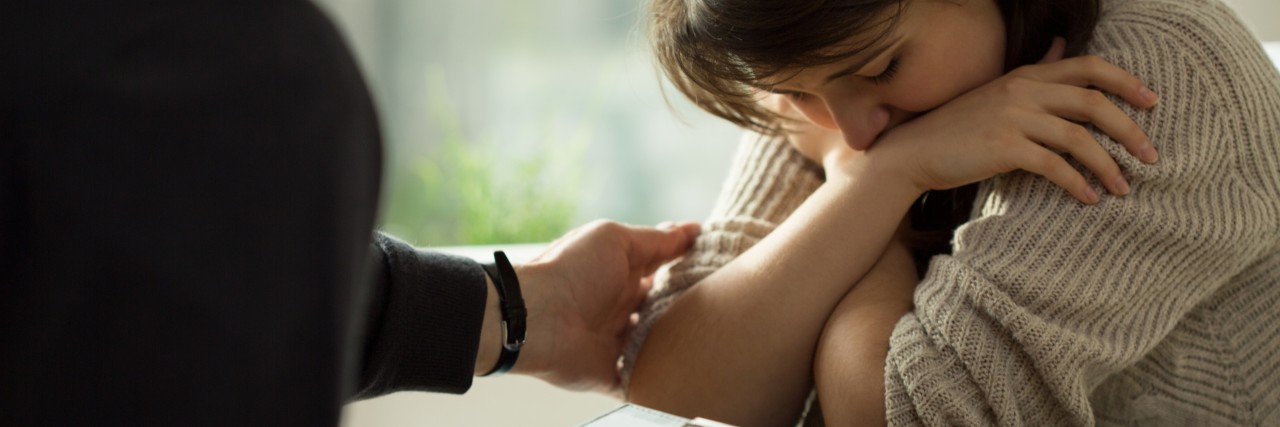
[1034, 83, 1159, 164]
[656, 220, 702, 238]
[999, 46, 1159, 203]
[1024, 114, 1130, 197]
[616, 276, 655, 315]
[622, 221, 701, 274]
[639, 274, 655, 296]
[1025, 54, 1159, 111]
[1011, 143, 1102, 204]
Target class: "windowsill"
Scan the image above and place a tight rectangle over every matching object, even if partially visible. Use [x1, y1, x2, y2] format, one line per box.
[429, 243, 550, 263]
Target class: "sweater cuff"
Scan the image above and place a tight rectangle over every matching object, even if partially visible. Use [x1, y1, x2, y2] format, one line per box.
[358, 234, 487, 397]
[883, 258, 1009, 426]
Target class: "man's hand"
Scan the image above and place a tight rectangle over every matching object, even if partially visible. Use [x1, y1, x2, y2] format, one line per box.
[500, 220, 700, 396]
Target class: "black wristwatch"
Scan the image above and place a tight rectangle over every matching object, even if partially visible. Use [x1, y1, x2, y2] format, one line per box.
[480, 251, 526, 376]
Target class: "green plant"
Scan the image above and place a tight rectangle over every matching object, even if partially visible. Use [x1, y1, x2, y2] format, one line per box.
[379, 67, 587, 245]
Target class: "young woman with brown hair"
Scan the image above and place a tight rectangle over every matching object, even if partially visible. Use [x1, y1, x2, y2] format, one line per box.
[621, 0, 1280, 425]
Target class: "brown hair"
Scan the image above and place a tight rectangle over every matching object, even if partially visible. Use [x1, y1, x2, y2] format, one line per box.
[651, 0, 1102, 134]
[650, 0, 1102, 271]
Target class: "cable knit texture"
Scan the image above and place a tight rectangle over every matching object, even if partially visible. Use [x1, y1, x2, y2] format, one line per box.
[622, 0, 1280, 425]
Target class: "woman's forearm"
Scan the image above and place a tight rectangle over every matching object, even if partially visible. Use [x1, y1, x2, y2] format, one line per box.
[813, 238, 917, 427]
[628, 161, 923, 427]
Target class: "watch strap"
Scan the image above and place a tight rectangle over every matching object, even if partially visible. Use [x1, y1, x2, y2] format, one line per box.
[480, 251, 525, 376]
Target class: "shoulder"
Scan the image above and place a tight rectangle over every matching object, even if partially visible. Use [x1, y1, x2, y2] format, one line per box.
[1095, 0, 1280, 196]
[1090, 0, 1279, 100]
[1083, 0, 1280, 191]
[1096, 0, 1249, 41]
[707, 131, 822, 221]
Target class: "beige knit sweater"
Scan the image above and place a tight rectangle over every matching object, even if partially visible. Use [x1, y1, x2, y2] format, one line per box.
[623, 0, 1280, 425]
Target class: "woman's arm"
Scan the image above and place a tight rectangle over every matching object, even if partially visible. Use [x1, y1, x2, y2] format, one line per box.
[813, 233, 918, 427]
[619, 133, 823, 414]
[629, 153, 924, 427]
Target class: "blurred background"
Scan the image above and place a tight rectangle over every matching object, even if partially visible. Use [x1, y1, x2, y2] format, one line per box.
[313, 0, 1280, 425]
[314, 0, 743, 249]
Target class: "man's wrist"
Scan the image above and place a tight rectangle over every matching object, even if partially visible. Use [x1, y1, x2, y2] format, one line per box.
[473, 261, 554, 378]
[473, 252, 531, 377]
[507, 262, 551, 377]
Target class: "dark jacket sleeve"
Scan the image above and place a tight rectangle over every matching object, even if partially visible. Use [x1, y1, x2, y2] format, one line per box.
[354, 233, 488, 398]
[1, 3, 492, 425]
[1, 1, 395, 425]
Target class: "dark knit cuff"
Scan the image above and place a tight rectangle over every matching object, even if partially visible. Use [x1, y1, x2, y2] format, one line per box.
[358, 234, 487, 397]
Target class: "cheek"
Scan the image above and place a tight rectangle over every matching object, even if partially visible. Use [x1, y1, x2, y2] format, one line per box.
[789, 97, 836, 129]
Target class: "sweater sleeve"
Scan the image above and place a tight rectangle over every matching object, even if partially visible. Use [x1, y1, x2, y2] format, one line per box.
[353, 233, 488, 398]
[882, 2, 1280, 425]
[620, 132, 824, 386]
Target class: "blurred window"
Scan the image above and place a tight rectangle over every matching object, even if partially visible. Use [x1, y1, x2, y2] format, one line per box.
[314, 0, 742, 245]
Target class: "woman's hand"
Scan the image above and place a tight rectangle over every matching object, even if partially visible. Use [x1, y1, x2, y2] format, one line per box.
[846, 38, 1161, 204]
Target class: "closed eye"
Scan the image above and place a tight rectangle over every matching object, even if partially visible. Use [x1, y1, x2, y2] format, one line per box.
[870, 58, 900, 85]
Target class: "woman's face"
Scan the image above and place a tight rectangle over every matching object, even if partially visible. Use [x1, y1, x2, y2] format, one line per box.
[764, 0, 1007, 151]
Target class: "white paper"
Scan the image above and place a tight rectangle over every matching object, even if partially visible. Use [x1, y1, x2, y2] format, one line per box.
[578, 404, 689, 427]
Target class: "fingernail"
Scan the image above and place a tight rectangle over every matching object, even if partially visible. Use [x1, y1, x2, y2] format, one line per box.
[1142, 144, 1160, 163]
[1084, 186, 1101, 204]
[1139, 86, 1158, 105]
[1112, 176, 1131, 196]
[656, 221, 675, 231]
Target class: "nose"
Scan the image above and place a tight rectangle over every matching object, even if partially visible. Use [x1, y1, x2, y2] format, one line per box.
[829, 103, 891, 152]
[787, 95, 892, 151]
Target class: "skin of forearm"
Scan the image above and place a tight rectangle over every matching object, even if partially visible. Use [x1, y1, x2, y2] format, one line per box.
[814, 238, 917, 427]
[628, 162, 924, 427]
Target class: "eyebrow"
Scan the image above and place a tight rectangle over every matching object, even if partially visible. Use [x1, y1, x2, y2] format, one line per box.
[821, 35, 902, 85]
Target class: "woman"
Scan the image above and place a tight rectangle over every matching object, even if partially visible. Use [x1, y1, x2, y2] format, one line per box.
[622, 0, 1280, 425]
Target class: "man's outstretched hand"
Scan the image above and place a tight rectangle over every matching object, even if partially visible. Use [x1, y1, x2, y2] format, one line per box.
[476, 220, 700, 396]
